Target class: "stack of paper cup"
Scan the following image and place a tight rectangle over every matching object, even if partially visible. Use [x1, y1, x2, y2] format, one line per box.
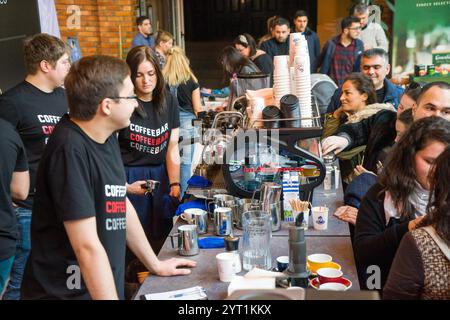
[293, 41, 313, 127]
[290, 66, 296, 95]
[249, 97, 265, 128]
[273, 55, 291, 107]
[289, 33, 308, 67]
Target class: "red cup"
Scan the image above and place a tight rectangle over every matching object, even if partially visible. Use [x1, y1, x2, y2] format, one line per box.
[317, 268, 344, 284]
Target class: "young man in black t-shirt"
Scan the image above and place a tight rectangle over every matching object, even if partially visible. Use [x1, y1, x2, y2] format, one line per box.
[0, 33, 70, 300]
[21, 55, 196, 300]
[0, 119, 29, 294]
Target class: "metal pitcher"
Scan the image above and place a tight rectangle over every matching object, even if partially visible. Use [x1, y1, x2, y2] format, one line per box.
[259, 182, 282, 231]
[214, 207, 233, 236]
[191, 209, 208, 234]
[259, 182, 282, 207]
[268, 201, 282, 232]
[208, 194, 238, 221]
[170, 225, 199, 256]
[235, 198, 262, 229]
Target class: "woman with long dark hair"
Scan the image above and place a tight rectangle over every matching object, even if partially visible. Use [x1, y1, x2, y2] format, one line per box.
[354, 116, 450, 290]
[384, 146, 450, 299]
[322, 73, 395, 187]
[119, 46, 181, 254]
[233, 33, 273, 84]
[219, 46, 260, 109]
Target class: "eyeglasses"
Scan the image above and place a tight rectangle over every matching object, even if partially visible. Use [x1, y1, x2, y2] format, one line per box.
[108, 95, 139, 101]
[407, 81, 424, 90]
[348, 27, 362, 31]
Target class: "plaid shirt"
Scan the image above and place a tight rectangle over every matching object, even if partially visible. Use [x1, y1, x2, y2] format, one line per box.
[329, 39, 357, 86]
[155, 50, 165, 69]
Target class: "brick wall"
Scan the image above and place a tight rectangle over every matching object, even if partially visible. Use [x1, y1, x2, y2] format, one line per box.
[55, 0, 136, 58]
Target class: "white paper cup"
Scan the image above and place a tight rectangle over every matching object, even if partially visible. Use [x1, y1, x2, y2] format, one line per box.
[312, 206, 329, 230]
[216, 252, 237, 282]
[274, 55, 289, 65]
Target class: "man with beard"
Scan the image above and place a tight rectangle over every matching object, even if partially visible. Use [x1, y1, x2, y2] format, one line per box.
[260, 17, 290, 60]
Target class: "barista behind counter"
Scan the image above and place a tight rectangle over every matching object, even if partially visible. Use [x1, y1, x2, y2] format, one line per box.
[118, 46, 181, 254]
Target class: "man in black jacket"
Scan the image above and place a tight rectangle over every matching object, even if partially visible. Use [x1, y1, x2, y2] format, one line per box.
[260, 17, 290, 60]
[293, 10, 320, 72]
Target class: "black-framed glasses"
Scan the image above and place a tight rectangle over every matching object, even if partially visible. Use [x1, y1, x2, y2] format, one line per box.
[407, 81, 424, 90]
[108, 95, 138, 101]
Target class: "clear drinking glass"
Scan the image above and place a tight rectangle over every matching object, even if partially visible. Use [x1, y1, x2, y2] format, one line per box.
[242, 210, 272, 271]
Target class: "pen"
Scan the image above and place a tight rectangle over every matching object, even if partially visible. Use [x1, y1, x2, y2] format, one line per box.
[168, 289, 206, 299]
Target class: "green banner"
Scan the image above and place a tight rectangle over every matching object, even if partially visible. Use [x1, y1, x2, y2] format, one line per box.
[392, 0, 450, 79]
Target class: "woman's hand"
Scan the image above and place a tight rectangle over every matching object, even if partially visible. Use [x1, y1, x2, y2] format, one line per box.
[353, 165, 376, 177]
[152, 258, 197, 276]
[321, 136, 349, 155]
[126, 181, 148, 196]
[334, 205, 358, 225]
[333, 106, 344, 119]
[169, 185, 181, 200]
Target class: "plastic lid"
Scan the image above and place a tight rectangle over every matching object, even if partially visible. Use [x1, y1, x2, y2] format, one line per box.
[280, 94, 299, 107]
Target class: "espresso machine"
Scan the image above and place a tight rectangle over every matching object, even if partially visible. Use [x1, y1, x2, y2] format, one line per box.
[192, 72, 326, 206]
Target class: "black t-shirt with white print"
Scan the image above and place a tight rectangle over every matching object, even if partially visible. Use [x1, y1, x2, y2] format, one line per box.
[118, 91, 180, 166]
[0, 81, 68, 209]
[21, 115, 127, 300]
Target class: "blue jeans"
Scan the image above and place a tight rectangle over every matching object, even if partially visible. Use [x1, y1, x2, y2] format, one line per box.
[2, 207, 31, 300]
[0, 256, 14, 295]
[179, 111, 197, 196]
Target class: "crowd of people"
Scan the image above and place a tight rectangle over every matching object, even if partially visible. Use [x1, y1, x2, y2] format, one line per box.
[0, 3, 448, 300]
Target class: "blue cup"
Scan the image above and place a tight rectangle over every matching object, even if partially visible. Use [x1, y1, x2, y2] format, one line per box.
[276, 256, 289, 272]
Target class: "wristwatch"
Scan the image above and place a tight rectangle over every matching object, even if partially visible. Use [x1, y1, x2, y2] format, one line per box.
[169, 182, 181, 188]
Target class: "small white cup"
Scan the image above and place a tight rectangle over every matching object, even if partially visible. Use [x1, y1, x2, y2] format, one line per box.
[312, 206, 329, 230]
[180, 208, 197, 223]
[216, 252, 237, 282]
[319, 282, 347, 291]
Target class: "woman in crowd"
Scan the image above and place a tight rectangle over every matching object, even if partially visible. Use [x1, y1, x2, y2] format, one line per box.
[119, 46, 181, 254]
[154, 30, 174, 69]
[335, 108, 415, 226]
[397, 81, 423, 115]
[233, 33, 274, 84]
[258, 15, 279, 46]
[322, 73, 395, 188]
[394, 108, 414, 143]
[323, 81, 423, 156]
[163, 46, 203, 196]
[219, 46, 260, 109]
[383, 146, 450, 300]
[354, 116, 450, 290]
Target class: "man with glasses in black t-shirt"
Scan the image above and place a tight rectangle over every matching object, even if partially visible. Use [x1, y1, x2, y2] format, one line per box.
[21, 55, 196, 300]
